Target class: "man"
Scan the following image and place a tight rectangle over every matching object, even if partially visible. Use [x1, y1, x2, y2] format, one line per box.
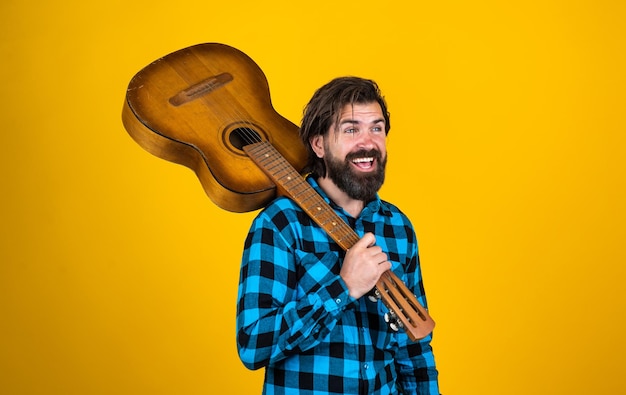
[236, 77, 439, 394]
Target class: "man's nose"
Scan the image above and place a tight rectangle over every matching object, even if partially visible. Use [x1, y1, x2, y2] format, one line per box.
[357, 130, 376, 149]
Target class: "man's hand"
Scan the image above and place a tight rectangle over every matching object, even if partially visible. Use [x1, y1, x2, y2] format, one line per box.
[340, 233, 392, 299]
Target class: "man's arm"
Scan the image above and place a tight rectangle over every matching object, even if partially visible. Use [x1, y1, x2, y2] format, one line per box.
[235, 207, 353, 370]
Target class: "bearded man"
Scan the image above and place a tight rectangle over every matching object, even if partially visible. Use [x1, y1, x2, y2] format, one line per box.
[236, 77, 439, 395]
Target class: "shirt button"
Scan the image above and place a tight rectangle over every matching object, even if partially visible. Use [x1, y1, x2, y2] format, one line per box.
[335, 298, 342, 304]
[364, 363, 369, 370]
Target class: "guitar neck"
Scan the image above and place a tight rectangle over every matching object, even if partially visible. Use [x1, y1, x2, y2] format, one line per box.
[244, 141, 360, 249]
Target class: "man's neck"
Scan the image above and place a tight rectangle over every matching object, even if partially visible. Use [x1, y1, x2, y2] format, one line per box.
[316, 176, 365, 218]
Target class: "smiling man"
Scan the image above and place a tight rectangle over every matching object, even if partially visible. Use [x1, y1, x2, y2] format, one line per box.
[236, 77, 439, 394]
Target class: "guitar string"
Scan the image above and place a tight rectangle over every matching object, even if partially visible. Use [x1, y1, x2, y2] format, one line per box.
[194, 72, 345, 235]
[195, 74, 360, 246]
[198, 74, 318, 229]
[195, 70, 357, 248]
[196, 73, 297, 193]
[200, 81, 263, 147]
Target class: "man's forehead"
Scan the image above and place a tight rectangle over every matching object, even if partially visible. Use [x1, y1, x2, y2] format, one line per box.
[336, 102, 385, 123]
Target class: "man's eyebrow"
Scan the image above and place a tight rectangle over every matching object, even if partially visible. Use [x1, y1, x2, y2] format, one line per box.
[339, 118, 386, 126]
[339, 119, 359, 126]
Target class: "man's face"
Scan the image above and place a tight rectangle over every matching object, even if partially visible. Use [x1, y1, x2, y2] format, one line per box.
[311, 102, 388, 201]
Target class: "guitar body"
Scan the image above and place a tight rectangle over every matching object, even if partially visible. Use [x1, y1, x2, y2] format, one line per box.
[122, 43, 307, 212]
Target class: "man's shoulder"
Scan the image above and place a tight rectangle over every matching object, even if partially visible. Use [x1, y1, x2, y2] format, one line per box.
[378, 198, 408, 217]
[255, 195, 303, 221]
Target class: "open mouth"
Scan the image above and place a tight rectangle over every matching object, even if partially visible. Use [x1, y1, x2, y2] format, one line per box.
[352, 156, 375, 170]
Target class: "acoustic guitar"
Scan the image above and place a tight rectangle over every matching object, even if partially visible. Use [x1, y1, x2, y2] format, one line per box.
[122, 43, 435, 341]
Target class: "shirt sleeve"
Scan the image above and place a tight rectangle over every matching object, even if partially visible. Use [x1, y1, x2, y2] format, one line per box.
[235, 206, 353, 370]
[394, 243, 440, 394]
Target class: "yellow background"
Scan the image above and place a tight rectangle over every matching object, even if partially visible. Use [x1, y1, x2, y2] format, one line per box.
[2, 0, 625, 394]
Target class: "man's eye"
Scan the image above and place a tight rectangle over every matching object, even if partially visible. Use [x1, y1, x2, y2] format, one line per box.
[345, 128, 357, 134]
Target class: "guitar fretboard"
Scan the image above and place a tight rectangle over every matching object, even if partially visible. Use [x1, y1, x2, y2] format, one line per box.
[244, 141, 360, 249]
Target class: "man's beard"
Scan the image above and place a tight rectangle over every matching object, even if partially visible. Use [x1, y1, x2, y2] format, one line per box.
[324, 148, 387, 202]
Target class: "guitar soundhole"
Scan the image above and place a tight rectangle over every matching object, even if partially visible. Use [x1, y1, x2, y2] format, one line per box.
[229, 127, 262, 151]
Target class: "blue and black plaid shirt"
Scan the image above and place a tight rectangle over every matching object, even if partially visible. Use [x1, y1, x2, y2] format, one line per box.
[236, 177, 439, 394]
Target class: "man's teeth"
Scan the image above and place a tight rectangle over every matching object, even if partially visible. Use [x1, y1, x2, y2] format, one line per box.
[352, 157, 373, 163]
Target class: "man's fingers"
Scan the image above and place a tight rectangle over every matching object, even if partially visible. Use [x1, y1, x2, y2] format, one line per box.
[379, 261, 392, 272]
[354, 232, 376, 249]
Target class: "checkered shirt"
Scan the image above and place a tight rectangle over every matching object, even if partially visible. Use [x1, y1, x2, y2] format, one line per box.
[236, 177, 439, 394]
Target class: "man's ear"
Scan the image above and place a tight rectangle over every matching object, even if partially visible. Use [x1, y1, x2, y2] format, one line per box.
[310, 135, 325, 158]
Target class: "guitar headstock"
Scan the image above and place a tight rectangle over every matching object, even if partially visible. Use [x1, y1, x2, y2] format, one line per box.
[374, 271, 435, 341]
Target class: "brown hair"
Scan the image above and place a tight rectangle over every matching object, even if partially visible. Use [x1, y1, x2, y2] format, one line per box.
[299, 76, 391, 177]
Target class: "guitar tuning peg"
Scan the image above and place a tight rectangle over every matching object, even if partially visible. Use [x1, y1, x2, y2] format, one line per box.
[367, 288, 382, 303]
[384, 312, 398, 332]
[384, 311, 404, 332]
